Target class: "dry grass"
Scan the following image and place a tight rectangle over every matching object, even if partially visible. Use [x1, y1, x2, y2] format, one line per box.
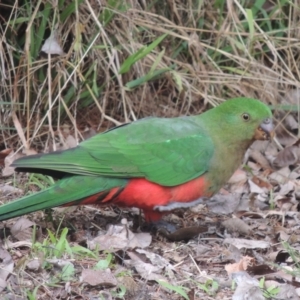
[0, 0, 298, 152]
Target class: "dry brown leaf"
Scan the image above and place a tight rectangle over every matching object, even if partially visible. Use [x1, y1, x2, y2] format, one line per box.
[0, 149, 12, 167]
[248, 179, 266, 194]
[136, 249, 174, 275]
[117, 276, 139, 295]
[26, 259, 41, 271]
[265, 209, 298, 219]
[231, 271, 263, 300]
[0, 243, 14, 293]
[249, 149, 273, 171]
[270, 283, 299, 300]
[10, 218, 35, 241]
[81, 269, 117, 287]
[87, 222, 152, 251]
[125, 251, 166, 281]
[269, 167, 292, 184]
[251, 176, 272, 190]
[227, 169, 249, 194]
[206, 194, 241, 214]
[0, 184, 23, 195]
[274, 139, 300, 168]
[228, 169, 248, 184]
[222, 218, 251, 235]
[234, 211, 264, 219]
[225, 256, 254, 276]
[3, 240, 32, 249]
[224, 238, 270, 249]
[2, 150, 23, 177]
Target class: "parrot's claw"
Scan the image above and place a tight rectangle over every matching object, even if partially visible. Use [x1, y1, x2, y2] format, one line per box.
[146, 220, 177, 233]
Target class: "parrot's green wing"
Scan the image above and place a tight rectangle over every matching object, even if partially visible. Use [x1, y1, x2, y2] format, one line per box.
[12, 117, 214, 186]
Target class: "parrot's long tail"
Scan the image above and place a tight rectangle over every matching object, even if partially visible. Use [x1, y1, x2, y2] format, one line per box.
[0, 175, 127, 221]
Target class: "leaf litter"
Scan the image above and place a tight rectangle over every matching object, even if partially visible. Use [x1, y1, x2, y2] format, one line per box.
[3, 118, 300, 299]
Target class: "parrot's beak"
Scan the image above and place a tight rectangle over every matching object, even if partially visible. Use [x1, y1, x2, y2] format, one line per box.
[254, 118, 275, 140]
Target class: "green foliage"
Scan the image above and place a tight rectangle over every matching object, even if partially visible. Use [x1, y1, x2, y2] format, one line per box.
[60, 263, 75, 281]
[196, 279, 219, 296]
[259, 277, 280, 298]
[282, 242, 300, 275]
[94, 252, 114, 270]
[32, 227, 97, 264]
[157, 280, 190, 300]
[119, 33, 168, 74]
[110, 286, 127, 298]
[26, 286, 40, 300]
[27, 173, 55, 190]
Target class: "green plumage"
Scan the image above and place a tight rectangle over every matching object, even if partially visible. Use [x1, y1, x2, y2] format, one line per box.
[0, 176, 127, 220]
[0, 97, 273, 221]
[13, 114, 214, 186]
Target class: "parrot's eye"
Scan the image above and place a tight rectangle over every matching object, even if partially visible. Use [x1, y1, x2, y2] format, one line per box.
[242, 113, 250, 121]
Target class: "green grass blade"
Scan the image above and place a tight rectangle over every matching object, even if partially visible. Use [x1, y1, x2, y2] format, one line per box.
[119, 33, 168, 74]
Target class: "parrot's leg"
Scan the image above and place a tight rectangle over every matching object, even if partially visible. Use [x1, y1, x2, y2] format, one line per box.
[152, 220, 177, 233]
[153, 197, 208, 212]
[146, 220, 177, 233]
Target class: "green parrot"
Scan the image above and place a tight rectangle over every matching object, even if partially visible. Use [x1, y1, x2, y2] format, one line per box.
[0, 98, 273, 222]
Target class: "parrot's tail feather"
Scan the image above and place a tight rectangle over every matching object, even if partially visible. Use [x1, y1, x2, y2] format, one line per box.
[0, 176, 127, 221]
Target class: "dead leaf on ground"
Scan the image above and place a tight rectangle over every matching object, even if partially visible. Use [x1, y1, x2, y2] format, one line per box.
[0, 149, 12, 167]
[206, 194, 242, 214]
[136, 248, 174, 278]
[0, 184, 23, 195]
[125, 251, 166, 281]
[2, 150, 23, 177]
[225, 256, 254, 276]
[10, 218, 35, 241]
[274, 139, 300, 168]
[81, 269, 117, 287]
[231, 271, 264, 300]
[117, 276, 139, 296]
[3, 240, 32, 249]
[234, 211, 264, 219]
[248, 179, 267, 194]
[26, 258, 41, 271]
[270, 283, 299, 300]
[222, 218, 251, 235]
[224, 238, 270, 249]
[87, 222, 152, 251]
[0, 243, 14, 292]
[228, 169, 248, 184]
[249, 148, 273, 171]
[269, 166, 292, 184]
[251, 176, 273, 190]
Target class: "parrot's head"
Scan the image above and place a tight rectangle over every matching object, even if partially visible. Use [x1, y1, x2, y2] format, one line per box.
[214, 97, 274, 142]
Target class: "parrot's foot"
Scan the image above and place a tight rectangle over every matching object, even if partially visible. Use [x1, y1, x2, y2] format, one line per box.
[153, 197, 208, 212]
[145, 220, 178, 233]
